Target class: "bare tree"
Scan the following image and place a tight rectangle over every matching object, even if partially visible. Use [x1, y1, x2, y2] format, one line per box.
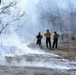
[0, 0, 25, 35]
[67, 0, 76, 40]
[38, 0, 65, 40]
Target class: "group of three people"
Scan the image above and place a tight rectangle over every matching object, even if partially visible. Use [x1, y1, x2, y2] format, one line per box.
[36, 30, 60, 49]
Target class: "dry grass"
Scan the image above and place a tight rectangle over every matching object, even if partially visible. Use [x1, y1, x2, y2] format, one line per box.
[54, 45, 76, 61]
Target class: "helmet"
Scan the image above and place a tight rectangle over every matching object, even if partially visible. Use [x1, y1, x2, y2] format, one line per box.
[47, 29, 49, 32]
[38, 32, 41, 34]
[54, 31, 57, 33]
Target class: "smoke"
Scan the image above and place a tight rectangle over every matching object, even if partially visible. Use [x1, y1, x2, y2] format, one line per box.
[0, 0, 76, 69]
[15, 0, 55, 41]
[1, 0, 76, 53]
[15, 0, 76, 42]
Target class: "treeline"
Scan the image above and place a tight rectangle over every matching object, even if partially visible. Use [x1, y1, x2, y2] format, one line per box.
[37, 0, 76, 41]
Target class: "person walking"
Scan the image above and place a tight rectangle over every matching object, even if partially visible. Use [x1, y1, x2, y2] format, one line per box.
[53, 31, 60, 48]
[36, 32, 43, 45]
[44, 30, 51, 48]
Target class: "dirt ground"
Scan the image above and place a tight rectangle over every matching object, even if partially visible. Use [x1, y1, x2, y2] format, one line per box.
[1, 42, 75, 75]
[28, 42, 76, 61]
[53, 45, 76, 61]
[0, 66, 72, 75]
[0, 44, 76, 75]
